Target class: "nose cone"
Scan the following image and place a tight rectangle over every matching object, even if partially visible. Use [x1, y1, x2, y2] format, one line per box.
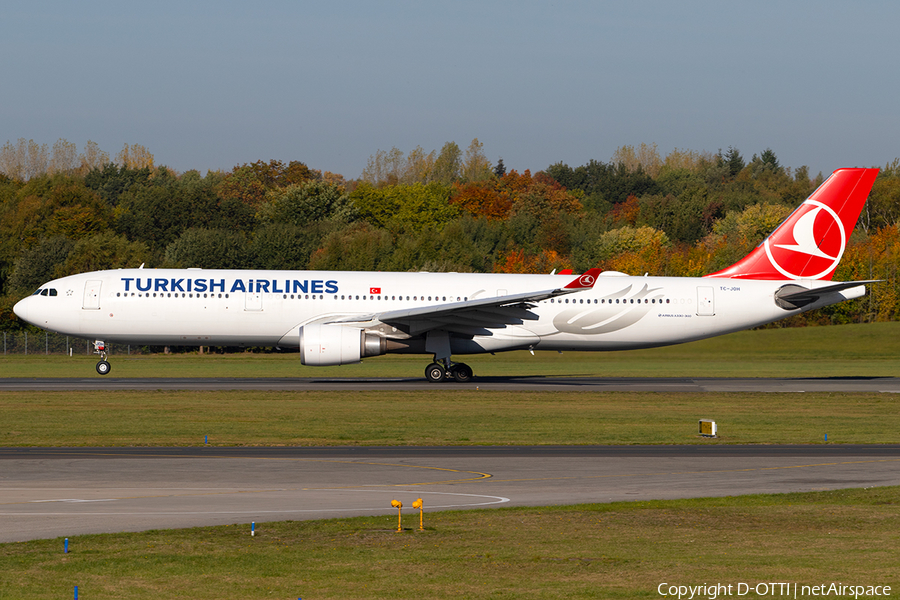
[13, 297, 30, 323]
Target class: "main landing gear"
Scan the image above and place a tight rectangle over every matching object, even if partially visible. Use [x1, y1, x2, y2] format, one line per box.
[93, 340, 111, 375]
[424, 359, 473, 383]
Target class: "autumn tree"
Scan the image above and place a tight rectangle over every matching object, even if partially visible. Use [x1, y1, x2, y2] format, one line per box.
[461, 138, 492, 182]
[0, 139, 48, 181]
[48, 139, 79, 175]
[115, 143, 154, 169]
[216, 159, 312, 209]
[612, 143, 663, 178]
[495, 248, 570, 274]
[360, 147, 437, 185]
[451, 180, 512, 220]
[79, 141, 110, 174]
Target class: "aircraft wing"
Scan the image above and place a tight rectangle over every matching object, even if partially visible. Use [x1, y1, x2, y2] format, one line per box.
[325, 268, 601, 337]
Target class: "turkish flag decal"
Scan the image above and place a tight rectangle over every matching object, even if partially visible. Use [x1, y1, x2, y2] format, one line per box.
[370, 287, 381, 294]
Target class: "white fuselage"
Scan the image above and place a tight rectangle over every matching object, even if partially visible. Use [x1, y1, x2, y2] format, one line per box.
[13, 268, 862, 355]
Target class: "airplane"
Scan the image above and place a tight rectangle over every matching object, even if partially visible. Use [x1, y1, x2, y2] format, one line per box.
[13, 167, 879, 382]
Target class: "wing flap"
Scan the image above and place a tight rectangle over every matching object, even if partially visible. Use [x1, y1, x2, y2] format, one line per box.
[375, 268, 601, 336]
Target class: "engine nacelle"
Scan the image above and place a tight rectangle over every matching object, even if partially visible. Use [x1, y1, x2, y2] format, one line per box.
[299, 323, 385, 366]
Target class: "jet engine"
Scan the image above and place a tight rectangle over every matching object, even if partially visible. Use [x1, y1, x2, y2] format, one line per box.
[299, 323, 386, 366]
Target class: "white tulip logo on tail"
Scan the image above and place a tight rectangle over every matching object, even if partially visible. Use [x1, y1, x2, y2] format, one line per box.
[764, 200, 845, 280]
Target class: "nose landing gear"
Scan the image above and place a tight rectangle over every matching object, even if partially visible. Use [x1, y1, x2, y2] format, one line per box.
[93, 340, 111, 375]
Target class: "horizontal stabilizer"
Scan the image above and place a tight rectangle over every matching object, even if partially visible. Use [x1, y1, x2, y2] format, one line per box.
[774, 280, 878, 309]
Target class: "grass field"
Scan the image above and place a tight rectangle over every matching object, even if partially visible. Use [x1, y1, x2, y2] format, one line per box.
[2, 390, 900, 446]
[1, 487, 897, 599]
[2, 322, 898, 597]
[1, 322, 899, 447]
[3, 321, 900, 379]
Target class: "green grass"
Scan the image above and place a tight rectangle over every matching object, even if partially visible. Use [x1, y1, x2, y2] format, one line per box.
[2, 486, 897, 599]
[3, 322, 900, 378]
[2, 390, 900, 446]
[2, 323, 898, 596]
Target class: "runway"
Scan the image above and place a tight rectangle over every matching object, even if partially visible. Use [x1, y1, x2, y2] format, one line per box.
[2, 376, 900, 392]
[2, 445, 899, 543]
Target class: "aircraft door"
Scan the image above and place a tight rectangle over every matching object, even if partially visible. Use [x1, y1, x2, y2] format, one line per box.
[696, 286, 714, 316]
[83, 280, 102, 310]
[245, 292, 263, 311]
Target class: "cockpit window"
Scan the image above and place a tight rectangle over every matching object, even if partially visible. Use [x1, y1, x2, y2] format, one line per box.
[40, 289, 48, 296]
[32, 288, 58, 297]
[32, 289, 42, 296]
[49, 288, 58, 296]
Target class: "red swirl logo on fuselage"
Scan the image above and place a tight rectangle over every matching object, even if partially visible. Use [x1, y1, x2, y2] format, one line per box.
[764, 200, 845, 280]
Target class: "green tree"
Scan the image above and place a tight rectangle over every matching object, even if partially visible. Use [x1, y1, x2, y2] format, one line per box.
[308, 223, 394, 271]
[704, 203, 792, 271]
[350, 182, 457, 234]
[7, 236, 74, 295]
[164, 228, 251, 269]
[461, 138, 492, 182]
[720, 146, 745, 179]
[262, 180, 354, 227]
[116, 169, 255, 251]
[58, 231, 150, 275]
[544, 159, 659, 206]
[432, 142, 462, 184]
[84, 163, 153, 207]
[861, 168, 900, 233]
[249, 222, 335, 270]
[590, 226, 670, 263]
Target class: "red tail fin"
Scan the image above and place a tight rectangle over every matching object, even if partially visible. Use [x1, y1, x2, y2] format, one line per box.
[705, 168, 879, 280]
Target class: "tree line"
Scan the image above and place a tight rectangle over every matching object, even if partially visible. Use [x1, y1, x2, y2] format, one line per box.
[2, 138, 899, 332]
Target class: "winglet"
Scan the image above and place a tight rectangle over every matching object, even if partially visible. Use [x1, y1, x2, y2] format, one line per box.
[563, 268, 602, 289]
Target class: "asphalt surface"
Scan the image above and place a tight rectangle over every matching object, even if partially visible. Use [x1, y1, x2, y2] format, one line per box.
[2, 377, 898, 543]
[2, 445, 899, 543]
[2, 376, 900, 392]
